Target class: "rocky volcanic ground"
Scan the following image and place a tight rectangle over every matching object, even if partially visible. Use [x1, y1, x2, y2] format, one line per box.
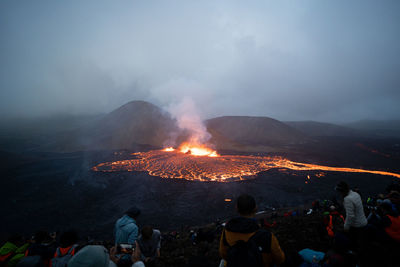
[1, 136, 399, 242]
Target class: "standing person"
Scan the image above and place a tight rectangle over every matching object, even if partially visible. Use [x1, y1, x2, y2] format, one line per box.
[335, 181, 367, 250]
[219, 194, 285, 267]
[137, 225, 161, 266]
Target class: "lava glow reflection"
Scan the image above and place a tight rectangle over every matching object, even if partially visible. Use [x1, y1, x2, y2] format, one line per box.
[92, 149, 400, 182]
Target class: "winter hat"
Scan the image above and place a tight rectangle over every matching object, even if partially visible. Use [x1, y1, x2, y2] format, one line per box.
[126, 206, 141, 218]
[68, 245, 116, 267]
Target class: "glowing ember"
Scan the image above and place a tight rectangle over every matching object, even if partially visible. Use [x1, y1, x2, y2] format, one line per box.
[224, 198, 232, 202]
[92, 149, 400, 182]
[163, 147, 175, 152]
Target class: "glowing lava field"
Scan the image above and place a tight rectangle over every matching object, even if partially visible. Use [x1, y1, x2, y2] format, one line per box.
[92, 148, 400, 182]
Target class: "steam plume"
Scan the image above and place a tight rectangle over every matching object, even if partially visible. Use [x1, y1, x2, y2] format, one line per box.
[167, 97, 211, 146]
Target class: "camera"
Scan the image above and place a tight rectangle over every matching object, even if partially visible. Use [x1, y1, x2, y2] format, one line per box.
[117, 244, 134, 254]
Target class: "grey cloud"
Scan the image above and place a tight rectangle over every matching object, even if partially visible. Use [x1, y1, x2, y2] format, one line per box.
[0, 0, 399, 122]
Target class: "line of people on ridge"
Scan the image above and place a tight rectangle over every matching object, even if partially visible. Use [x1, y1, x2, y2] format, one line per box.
[217, 181, 400, 267]
[287, 181, 400, 267]
[0, 207, 161, 267]
[1, 180, 399, 267]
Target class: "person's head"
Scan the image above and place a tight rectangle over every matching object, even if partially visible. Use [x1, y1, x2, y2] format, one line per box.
[60, 230, 78, 248]
[236, 194, 257, 216]
[141, 225, 154, 240]
[33, 231, 51, 244]
[68, 245, 113, 267]
[379, 202, 394, 215]
[7, 234, 23, 245]
[335, 181, 350, 197]
[125, 206, 141, 219]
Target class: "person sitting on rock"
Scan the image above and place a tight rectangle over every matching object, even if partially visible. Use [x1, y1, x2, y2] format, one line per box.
[0, 234, 29, 267]
[51, 230, 79, 266]
[22, 231, 58, 267]
[115, 206, 141, 245]
[137, 225, 161, 266]
[219, 194, 285, 267]
[68, 244, 146, 267]
[379, 202, 400, 243]
[114, 206, 141, 266]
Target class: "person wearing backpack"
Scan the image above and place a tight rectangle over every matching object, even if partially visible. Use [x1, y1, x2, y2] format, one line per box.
[219, 194, 285, 267]
[50, 231, 78, 267]
[17, 231, 57, 267]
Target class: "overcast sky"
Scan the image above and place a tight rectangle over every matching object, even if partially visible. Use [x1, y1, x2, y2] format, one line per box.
[1, 0, 399, 122]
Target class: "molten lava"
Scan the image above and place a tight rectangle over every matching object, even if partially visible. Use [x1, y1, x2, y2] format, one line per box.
[92, 148, 400, 182]
[178, 142, 219, 157]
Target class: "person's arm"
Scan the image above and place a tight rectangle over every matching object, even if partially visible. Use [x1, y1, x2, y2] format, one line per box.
[127, 225, 139, 244]
[270, 233, 285, 265]
[109, 246, 121, 265]
[131, 241, 142, 264]
[219, 230, 228, 260]
[343, 197, 355, 231]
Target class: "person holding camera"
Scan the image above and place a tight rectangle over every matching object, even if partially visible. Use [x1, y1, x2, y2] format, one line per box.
[110, 242, 145, 267]
[114, 206, 142, 266]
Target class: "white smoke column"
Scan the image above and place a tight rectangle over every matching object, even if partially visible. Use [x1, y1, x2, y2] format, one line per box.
[168, 97, 211, 145]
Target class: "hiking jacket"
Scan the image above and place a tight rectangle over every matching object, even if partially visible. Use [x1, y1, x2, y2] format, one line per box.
[25, 242, 58, 267]
[219, 217, 285, 267]
[138, 229, 161, 259]
[115, 215, 138, 245]
[343, 190, 367, 230]
[383, 215, 400, 242]
[0, 241, 17, 257]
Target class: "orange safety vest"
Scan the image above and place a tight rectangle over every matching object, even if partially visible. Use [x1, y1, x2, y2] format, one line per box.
[50, 245, 77, 267]
[326, 214, 345, 237]
[385, 215, 400, 242]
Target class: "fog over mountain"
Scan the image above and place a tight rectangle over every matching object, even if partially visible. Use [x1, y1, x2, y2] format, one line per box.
[1, 1, 400, 123]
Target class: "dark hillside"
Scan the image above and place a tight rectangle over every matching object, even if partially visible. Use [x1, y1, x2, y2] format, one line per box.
[206, 116, 307, 152]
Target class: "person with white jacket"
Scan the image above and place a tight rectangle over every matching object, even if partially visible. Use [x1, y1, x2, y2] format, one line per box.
[335, 181, 367, 251]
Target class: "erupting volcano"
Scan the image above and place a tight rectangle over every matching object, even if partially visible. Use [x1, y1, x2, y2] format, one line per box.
[164, 142, 219, 157]
[91, 100, 400, 182]
[92, 144, 400, 182]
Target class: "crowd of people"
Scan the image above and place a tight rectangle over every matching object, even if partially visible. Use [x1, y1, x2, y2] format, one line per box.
[0, 181, 399, 267]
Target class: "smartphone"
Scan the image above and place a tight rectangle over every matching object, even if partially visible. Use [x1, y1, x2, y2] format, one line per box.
[118, 244, 134, 254]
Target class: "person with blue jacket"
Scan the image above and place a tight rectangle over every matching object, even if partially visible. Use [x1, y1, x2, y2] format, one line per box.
[115, 206, 141, 245]
[114, 207, 141, 267]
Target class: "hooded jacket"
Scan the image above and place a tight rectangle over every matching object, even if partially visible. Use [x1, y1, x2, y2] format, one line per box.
[219, 217, 285, 267]
[67, 245, 116, 267]
[114, 215, 138, 245]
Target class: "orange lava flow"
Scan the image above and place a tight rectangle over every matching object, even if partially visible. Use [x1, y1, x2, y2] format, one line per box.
[91, 149, 400, 182]
[178, 142, 219, 157]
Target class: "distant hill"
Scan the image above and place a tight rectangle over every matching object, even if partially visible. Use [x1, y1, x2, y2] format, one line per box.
[12, 101, 400, 154]
[344, 120, 400, 138]
[285, 121, 361, 137]
[206, 116, 307, 152]
[46, 101, 178, 151]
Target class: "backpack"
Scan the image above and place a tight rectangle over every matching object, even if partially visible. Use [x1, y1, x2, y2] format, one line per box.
[50, 245, 77, 267]
[223, 229, 271, 267]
